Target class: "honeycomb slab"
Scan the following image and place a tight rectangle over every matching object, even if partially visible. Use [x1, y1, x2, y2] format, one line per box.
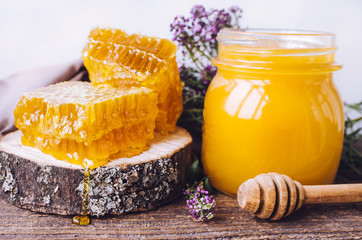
[14, 81, 158, 168]
[82, 27, 183, 134]
[14, 81, 157, 142]
[21, 121, 153, 168]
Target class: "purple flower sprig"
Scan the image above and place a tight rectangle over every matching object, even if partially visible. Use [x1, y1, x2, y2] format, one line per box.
[185, 181, 216, 221]
[171, 5, 242, 71]
[171, 5, 242, 136]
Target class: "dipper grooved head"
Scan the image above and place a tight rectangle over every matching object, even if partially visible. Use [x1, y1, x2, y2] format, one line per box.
[237, 173, 305, 221]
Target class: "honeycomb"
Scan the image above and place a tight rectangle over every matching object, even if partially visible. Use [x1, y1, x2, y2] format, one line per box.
[21, 120, 154, 168]
[82, 27, 183, 134]
[14, 81, 158, 168]
[14, 81, 157, 142]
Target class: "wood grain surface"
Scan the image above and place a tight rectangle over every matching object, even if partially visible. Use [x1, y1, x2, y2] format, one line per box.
[0, 137, 361, 239]
[0, 192, 361, 239]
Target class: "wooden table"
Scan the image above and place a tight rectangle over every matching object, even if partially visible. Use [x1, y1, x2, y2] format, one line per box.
[0, 189, 361, 239]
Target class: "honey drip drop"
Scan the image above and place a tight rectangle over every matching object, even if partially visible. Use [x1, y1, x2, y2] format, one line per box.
[72, 168, 90, 225]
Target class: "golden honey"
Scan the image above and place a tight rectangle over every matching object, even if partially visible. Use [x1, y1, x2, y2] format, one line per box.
[82, 27, 183, 134]
[202, 29, 344, 195]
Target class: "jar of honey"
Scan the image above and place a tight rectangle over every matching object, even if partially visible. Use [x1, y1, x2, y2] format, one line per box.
[202, 29, 344, 195]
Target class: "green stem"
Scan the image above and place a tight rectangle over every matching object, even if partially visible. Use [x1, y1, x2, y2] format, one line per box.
[184, 44, 204, 71]
[351, 147, 362, 158]
[351, 116, 362, 124]
[184, 35, 213, 62]
[183, 95, 205, 104]
[197, 41, 214, 60]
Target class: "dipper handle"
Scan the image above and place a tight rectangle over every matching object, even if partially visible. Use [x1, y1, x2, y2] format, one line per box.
[303, 184, 362, 204]
[237, 173, 362, 221]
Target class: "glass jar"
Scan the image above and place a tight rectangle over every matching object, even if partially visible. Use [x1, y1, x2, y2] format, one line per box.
[202, 29, 344, 195]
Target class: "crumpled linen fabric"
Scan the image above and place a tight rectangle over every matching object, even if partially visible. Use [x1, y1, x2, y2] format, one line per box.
[0, 60, 89, 137]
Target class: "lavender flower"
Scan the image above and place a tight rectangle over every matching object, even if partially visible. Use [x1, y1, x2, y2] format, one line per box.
[185, 181, 216, 221]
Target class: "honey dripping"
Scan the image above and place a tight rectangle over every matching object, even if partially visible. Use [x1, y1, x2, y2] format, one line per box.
[72, 167, 91, 225]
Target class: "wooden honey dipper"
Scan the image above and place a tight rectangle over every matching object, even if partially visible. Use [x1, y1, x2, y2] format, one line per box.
[237, 172, 362, 221]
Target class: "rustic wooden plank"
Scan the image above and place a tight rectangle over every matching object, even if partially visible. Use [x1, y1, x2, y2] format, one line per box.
[0, 192, 360, 239]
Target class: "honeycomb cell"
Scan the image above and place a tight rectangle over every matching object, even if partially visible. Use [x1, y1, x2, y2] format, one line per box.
[14, 81, 158, 142]
[82, 27, 183, 134]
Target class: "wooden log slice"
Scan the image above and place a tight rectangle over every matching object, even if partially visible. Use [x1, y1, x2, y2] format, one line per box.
[0, 127, 192, 216]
